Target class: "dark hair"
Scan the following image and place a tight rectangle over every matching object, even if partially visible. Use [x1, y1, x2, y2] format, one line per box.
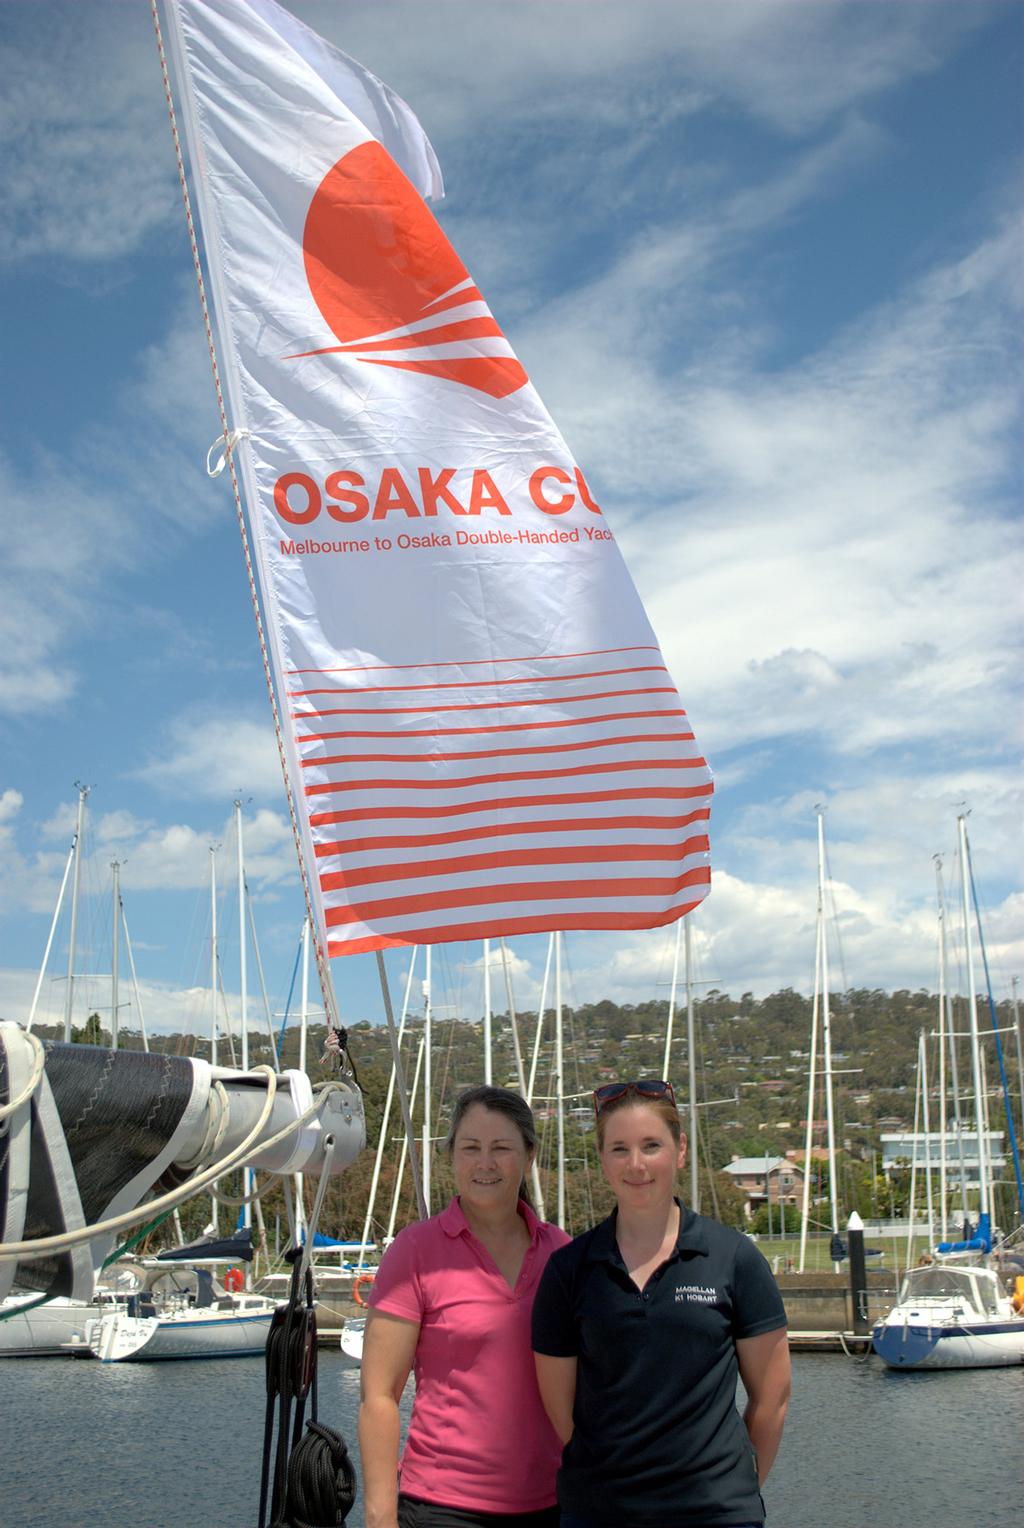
[445, 1085, 536, 1205]
[594, 1088, 683, 1150]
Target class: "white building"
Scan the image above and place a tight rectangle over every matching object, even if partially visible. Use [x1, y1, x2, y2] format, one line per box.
[880, 1130, 1005, 1187]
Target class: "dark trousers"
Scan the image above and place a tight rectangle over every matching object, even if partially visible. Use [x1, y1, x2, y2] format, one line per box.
[398, 1494, 560, 1528]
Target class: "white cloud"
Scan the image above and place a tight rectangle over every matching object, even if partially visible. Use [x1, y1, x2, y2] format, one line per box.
[136, 710, 285, 803]
[0, 6, 178, 264]
[0, 789, 23, 824]
[304, 1, 979, 142]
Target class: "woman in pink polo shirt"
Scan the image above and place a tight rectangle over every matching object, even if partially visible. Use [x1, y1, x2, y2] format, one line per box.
[358, 1084, 570, 1528]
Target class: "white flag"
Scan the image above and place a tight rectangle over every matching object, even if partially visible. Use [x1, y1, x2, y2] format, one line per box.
[169, 0, 712, 956]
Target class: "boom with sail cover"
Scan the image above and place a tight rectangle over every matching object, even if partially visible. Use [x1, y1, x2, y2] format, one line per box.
[164, 0, 713, 958]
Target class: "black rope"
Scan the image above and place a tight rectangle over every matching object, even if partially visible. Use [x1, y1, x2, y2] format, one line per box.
[258, 1249, 357, 1528]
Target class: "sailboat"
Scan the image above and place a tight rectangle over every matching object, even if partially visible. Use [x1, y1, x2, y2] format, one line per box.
[872, 817, 1024, 1369]
[88, 1259, 278, 1363]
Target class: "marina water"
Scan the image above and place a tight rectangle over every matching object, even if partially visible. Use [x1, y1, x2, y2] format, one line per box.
[2, 1351, 1021, 1527]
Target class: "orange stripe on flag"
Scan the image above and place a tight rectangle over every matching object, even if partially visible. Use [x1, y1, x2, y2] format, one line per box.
[319, 835, 710, 891]
[309, 783, 713, 827]
[324, 866, 711, 927]
[304, 756, 708, 797]
[327, 892, 711, 955]
[313, 808, 712, 858]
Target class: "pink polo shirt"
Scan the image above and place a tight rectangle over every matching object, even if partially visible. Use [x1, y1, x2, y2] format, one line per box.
[367, 1197, 570, 1513]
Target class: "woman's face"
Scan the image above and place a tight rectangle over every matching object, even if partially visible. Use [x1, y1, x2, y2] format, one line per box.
[451, 1103, 532, 1214]
[598, 1102, 686, 1208]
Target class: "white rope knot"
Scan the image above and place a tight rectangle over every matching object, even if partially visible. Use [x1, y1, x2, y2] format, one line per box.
[320, 1026, 342, 1069]
[206, 428, 250, 478]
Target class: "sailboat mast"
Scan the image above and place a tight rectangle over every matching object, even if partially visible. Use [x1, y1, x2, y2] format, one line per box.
[121, 903, 149, 1052]
[423, 945, 432, 1215]
[921, 1028, 934, 1239]
[555, 931, 566, 1231]
[235, 799, 251, 1235]
[816, 808, 841, 1258]
[299, 917, 310, 1076]
[483, 938, 492, 1085]
[63, 784, 89, 1042]
[207, 847, 220, 1233]
[661, 918, 682, 1081]
[936, 856, 969, 1219]
[27, 837, 75, 1034]
[294, 916, 310, 1242]
[957, 815, 988, 1218]
[210, 847, 219, 1072]
[110, 860, 121, 1049]
[498, 937, 545, 1216]
[1012, 976, 1024, 1150]
[527, 933, 554, 1106]
[798, 912, 823, 1274]
[935, 858, 948, 1241]
[685, 918, 699, 1212]
[360, 951, 418, 1264]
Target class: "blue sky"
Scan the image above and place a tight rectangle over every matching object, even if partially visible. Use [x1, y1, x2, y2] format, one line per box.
[1, 0, 1021, 1041]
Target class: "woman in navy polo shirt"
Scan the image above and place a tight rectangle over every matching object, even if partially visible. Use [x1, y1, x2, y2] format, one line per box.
[532, 1080, 791, 1528]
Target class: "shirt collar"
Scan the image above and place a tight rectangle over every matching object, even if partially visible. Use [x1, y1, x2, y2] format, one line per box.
[587, 1199, 709, 1262]
[439, 1195, 543, 1244]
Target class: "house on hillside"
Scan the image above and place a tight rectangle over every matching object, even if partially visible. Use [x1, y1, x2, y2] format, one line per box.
[720, 1155, 805, 1219]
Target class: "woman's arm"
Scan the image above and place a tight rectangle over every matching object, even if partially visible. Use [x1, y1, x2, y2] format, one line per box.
[736, 1327, 791, 1485]
[358, 1309, 420, 1528]
[533, 1352, 577, 1445]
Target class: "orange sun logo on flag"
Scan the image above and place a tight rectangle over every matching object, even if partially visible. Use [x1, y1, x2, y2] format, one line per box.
[291, 141, 529, 400]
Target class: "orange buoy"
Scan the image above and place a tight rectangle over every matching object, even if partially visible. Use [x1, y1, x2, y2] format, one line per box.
[352, 1272, 375, 1307]
[224, 1266, 244, 1293]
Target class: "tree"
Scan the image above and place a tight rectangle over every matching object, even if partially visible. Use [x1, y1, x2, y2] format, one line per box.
[71, 1012, 105, 1046]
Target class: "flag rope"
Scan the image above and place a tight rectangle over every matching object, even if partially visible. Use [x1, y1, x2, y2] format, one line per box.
[149, 0, 344, 1064]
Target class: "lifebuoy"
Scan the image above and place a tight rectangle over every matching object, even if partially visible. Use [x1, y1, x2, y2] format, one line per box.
[1013, 1276, 1024, 1314]
[353, 1273, 375, 1307]
[224, 1266, 244, 1293]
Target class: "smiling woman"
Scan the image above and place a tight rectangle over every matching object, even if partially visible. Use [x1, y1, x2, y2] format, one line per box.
[357, 1085, 570, 1528]
[533, 1081, 791, 1528]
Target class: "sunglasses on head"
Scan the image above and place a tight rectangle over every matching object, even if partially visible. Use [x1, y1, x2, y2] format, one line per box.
[592, 1079, 676, 1115]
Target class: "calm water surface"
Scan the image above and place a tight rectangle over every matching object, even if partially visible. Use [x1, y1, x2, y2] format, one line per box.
[1, 1350, 1021, 1528]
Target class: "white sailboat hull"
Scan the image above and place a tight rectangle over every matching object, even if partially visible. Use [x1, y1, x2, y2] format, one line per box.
[872, 1309, 1024, 1369]
[92, 1300, 276, 1362]
[0, 1296, 98, 1357]
[339, 1315, 365, 1366]
[871, 1264, 1024, 1370]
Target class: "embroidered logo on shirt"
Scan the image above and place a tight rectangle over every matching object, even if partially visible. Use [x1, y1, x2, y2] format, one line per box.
[675, 1283, 719, 1304]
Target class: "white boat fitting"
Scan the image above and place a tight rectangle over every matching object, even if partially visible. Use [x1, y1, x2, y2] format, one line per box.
[90, 1266, 277, 1363]
[871, 1262, 1024, 1369]
[339, 1314, 365, 1366]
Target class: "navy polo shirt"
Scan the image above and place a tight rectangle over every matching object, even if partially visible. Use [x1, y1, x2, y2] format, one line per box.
[531, 1203, 786, 1527]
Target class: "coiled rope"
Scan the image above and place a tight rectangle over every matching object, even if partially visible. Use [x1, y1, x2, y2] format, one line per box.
[259, 1137, 357, 1528]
